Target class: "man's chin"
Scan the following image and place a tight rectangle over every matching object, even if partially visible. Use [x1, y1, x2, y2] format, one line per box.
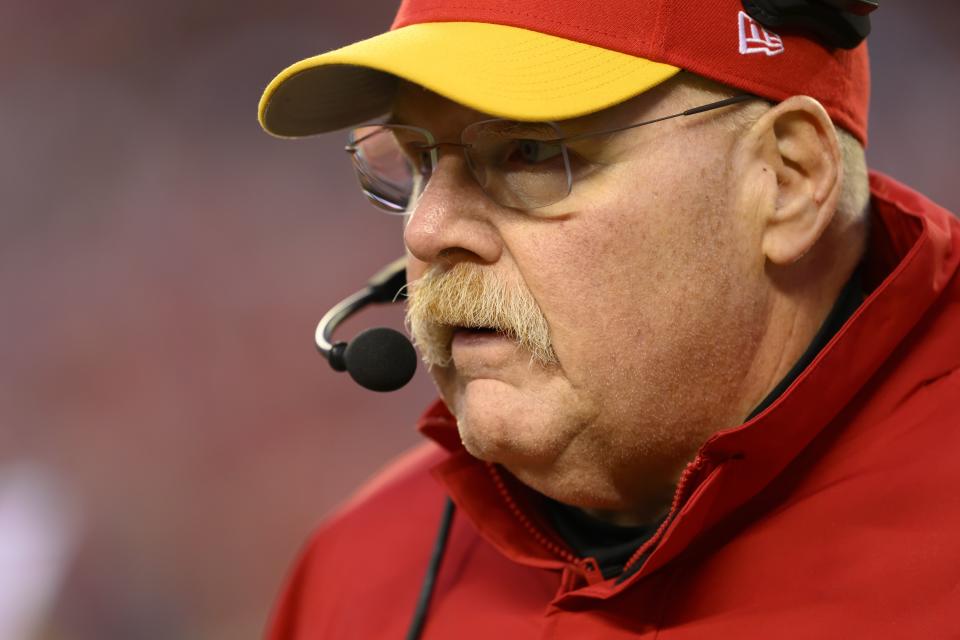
[448, 377, 577, 469]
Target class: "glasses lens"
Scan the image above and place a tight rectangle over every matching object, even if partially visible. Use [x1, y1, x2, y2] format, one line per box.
[462, 120, 571, 210]
[346, 125, 432, 214]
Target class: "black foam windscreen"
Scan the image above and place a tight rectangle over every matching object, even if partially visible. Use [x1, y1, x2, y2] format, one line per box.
[344, 327, 418, 392]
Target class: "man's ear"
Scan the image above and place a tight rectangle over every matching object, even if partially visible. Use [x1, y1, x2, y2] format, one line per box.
[736, 96, 843, 265]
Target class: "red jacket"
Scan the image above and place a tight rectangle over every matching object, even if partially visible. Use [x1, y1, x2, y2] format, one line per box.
[267, 172, 960, 639]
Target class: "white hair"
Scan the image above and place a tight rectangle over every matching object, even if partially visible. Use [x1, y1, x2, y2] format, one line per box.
[674, 72, 870, 224]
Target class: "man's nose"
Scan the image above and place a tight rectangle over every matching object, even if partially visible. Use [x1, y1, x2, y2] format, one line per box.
[403, 154, 503, 265]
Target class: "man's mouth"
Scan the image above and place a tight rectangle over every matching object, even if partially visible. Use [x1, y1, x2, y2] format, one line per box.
[442, 323, 558, 369]
[450, 325, 512, 351]
[453, 325, 502, 336]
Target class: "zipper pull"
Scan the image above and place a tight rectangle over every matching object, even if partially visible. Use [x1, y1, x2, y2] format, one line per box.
[575, 557, 604, 586]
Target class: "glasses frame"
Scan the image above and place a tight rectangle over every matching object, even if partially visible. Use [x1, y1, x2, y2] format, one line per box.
[345, 94, 756, 213]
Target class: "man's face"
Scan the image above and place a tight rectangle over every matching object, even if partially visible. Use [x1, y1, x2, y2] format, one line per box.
[398, 79, 770, 518]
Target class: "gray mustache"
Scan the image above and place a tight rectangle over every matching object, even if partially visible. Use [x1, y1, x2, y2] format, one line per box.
[404, 263, 558, 368]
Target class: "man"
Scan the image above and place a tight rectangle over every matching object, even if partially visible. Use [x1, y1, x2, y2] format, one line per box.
[259, 1, 960, 637]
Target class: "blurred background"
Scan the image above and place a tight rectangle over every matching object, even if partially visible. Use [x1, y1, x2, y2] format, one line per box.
[1, 2, 957, 638]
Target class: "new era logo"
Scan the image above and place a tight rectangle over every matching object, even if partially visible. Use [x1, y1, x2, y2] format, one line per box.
[738, 10, 785, 56]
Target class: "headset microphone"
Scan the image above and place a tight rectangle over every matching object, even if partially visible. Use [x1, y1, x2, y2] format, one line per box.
[314, 257, 418, 392]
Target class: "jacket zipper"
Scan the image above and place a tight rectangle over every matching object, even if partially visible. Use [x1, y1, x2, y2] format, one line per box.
[485, 454, 711, 584]
[485, 461, 579, 564]
[621, 453, 708, 575]
[486, 462, 608, 586]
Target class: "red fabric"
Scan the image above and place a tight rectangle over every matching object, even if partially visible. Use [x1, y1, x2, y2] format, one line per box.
[390, 0, 870, 145]
[266, 172, 960, 638]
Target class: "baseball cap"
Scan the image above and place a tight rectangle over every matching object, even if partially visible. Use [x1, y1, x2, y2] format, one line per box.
[259, 0, 869, 144]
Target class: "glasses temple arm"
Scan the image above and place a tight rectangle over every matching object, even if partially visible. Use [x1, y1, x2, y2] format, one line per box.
[558, 94, 756, 144]
[680, 94, 755, 116]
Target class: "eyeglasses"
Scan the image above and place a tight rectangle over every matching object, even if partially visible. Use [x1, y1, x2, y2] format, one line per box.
[345, 94, 754, 214]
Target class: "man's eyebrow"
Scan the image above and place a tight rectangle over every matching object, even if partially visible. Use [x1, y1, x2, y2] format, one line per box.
[377, 116, 583, 142]
[489, 121, 560, 136]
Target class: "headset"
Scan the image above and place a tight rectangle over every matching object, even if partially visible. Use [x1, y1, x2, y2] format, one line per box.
[743, 0, 877, 49]
[314, 257, 417, 392]
[312, 3, 879, 635]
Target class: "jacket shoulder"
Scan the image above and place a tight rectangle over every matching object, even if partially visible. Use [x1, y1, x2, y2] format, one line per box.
[266, 441, 452, 640]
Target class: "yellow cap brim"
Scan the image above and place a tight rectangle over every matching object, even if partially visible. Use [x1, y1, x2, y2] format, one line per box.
[259, 22, 680, 138]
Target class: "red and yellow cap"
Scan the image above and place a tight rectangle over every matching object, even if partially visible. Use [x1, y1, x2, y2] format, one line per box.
[259, 0, 869, 144]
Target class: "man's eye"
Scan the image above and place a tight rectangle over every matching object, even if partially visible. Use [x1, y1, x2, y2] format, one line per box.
[511, 139, 564, 165]
[413, 149, 431, 173]
[403, 143, 432, 173]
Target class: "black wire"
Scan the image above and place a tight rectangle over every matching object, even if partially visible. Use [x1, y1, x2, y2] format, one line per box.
[405, 497, 456, 640]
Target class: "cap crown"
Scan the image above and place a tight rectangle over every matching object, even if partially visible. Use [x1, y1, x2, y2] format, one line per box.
[392, 0, 870, 143]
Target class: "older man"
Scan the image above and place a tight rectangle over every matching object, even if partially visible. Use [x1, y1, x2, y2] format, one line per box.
[259, 1, 960, 638]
